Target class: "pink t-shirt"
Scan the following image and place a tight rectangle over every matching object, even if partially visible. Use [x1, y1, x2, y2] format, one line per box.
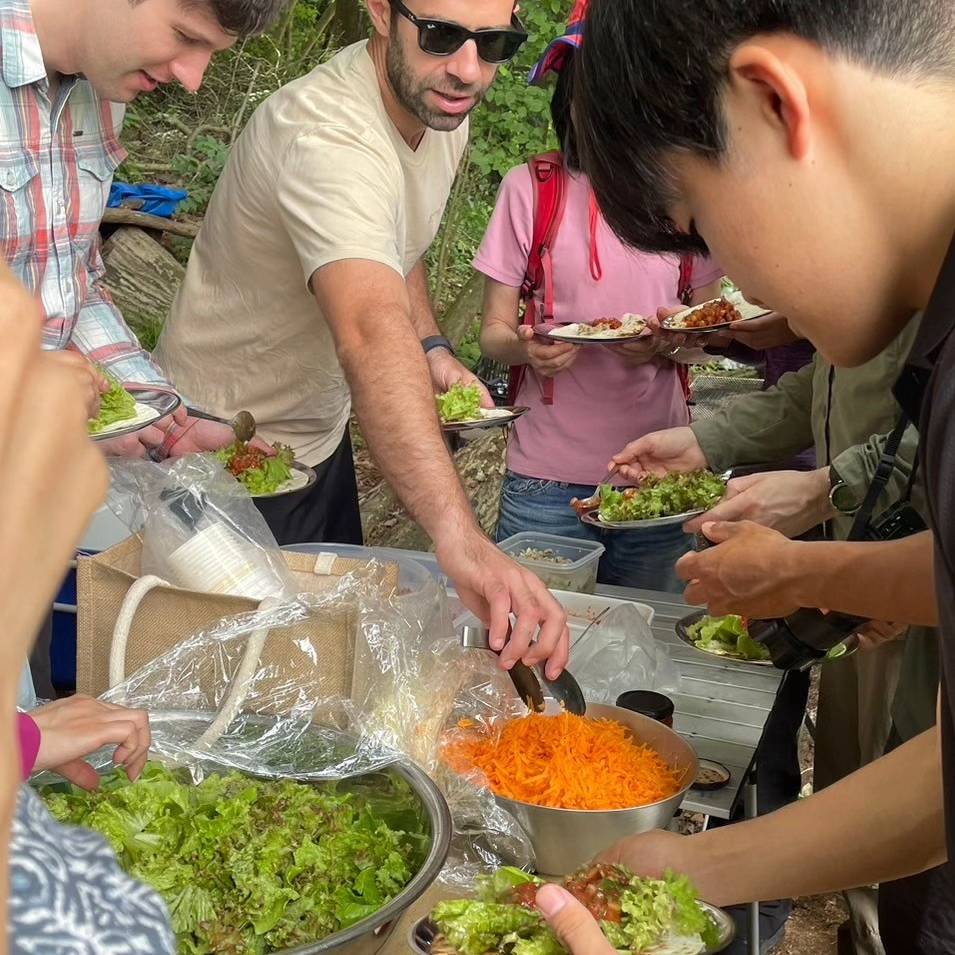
[474, 165, 723, 485]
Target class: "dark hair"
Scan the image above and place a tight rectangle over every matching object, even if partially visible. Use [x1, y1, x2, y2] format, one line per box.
[574, 0, 955, 255]
[178, 0, 287, 37]
[550, 54, 579, 171]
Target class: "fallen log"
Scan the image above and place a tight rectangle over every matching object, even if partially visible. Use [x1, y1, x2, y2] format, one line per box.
[101, 227, 184, 342]
[102, 207, 200, 238]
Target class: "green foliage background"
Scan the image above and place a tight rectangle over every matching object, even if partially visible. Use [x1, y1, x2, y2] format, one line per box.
[120, 0, 573, 357]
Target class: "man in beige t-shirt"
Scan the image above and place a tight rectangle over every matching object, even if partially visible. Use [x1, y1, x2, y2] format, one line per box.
[156, 0, 570, 672]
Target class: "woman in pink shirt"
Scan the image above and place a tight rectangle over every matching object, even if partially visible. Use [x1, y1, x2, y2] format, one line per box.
[476, 47, 722, 592]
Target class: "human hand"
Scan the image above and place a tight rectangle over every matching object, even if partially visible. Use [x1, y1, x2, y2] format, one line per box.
[683, 468, 833, 536]
[677, 520, 802, 618]
[48, 351, 109, 419]
[517, 325, 579, 378]
[611, 427, 708, 483]
[428, 348, 494, 407]
[729, 311, 802, 350]
[604, 332, 665, 367]
[435, 530, 569, 678]
[97, 425, 167, 458]
[855, 620, 907, 653]
[654, 305, 732, 350]
[30, 696, 151, 790]
[536, 886, 616, 955]
[162, 417, 273, 457]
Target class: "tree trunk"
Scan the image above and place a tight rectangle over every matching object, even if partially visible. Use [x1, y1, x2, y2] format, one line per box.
[360, 430, 506, 549]
[439, 271, 485, 347]
[332, 0, 366, 45]
[101, 227, 184, 341]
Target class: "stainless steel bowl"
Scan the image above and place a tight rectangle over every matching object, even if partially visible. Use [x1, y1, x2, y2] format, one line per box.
[493, 702, 698, 875]
[34, 709, 452, 955]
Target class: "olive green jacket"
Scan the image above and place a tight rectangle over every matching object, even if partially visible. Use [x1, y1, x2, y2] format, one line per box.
[690, 320, 935, 741]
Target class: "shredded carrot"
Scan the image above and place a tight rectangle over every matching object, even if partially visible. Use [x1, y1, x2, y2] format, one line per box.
[441, 712, 681, 811]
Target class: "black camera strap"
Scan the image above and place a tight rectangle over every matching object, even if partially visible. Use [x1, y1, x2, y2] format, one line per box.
[847, 412, 910, 542]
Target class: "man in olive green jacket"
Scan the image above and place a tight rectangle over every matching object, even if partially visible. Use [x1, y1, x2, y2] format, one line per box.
[613, 318, 936, 955]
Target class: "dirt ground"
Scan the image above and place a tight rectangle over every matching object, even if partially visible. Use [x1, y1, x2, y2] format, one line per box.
[775, 895, 847, 954]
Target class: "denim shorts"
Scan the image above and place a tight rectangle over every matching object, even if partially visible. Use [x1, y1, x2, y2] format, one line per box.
[496, 471, 691, 593]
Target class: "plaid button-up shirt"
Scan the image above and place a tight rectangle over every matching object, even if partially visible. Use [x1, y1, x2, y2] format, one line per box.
[0, 0, 165, 384]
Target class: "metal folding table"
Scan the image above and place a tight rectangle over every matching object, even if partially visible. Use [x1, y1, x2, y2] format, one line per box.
[596, 584, 787, 955]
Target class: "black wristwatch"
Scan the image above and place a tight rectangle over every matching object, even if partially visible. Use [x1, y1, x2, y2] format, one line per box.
[828, 466, 861, 515]
[421, 335, 455, 357]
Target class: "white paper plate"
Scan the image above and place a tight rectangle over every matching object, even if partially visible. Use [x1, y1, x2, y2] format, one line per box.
[536, 318, 649, 344]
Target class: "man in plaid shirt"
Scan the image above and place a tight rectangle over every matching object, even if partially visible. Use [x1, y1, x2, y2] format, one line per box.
[0, 0, 285, 456]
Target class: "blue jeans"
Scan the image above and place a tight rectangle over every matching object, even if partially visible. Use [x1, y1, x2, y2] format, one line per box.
[496, 472, 691, 593]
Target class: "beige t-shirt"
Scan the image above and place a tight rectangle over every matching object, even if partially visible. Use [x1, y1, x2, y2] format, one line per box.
[155, 41, 467, 466]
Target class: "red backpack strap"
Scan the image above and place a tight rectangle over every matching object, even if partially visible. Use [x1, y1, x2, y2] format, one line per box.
[676, 255, 695, 401]
[677, 254, 694, 306]
[508, 151, 568, 406]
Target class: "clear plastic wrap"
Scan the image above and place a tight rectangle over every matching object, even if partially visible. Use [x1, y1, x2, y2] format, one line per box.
[102, 566, 398, 781]
[571, 603, 681, 700]
[93, 554, 533, 886]
[107, 454, 295, 600]
[351, 577, 534, 888]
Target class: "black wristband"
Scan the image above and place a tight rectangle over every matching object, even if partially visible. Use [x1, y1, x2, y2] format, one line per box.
[421, 335, 454, 357]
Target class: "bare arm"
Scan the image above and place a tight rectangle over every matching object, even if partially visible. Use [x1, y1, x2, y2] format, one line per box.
[313, 259, 471, 541]
[479, 278, 529, 366]
[478, 277, 580, 378]
[312, 259, 569, 670]
[606, 723, 944, 905]
[677, 521, 938, 626]
[405, 259, 493, 406]
[405, 258, 443, 339]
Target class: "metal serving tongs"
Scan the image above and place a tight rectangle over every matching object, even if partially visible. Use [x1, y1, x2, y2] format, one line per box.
[460, 621, 587, 716]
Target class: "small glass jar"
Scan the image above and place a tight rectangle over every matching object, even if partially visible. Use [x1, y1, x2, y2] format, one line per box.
[615, 690, 675, 728]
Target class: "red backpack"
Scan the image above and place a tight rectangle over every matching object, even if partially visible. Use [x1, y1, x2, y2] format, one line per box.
[509, 152, 695, 405]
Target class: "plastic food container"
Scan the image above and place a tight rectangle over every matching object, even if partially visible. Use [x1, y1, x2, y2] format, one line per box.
[498, 532, 605, 595]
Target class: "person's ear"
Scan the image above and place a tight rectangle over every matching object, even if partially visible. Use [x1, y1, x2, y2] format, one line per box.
[727, 42, 813, 160]
[365, 0, 391, 38]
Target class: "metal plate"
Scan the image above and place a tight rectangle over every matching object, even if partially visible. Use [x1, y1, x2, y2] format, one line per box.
[676, 610, 858, 668]
[676, 610, 774, 667]
[533, 321, 650, 345]
[249, 461, 318, 499]
[89, 388, 181, 441]
[663, 296, 771, 334]
[410, 903, 736, 955]
[441, 406, 529, 434]
[579, 505, 705, 531]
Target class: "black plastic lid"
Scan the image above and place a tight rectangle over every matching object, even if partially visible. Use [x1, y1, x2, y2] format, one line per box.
[615, 690, 675, 722]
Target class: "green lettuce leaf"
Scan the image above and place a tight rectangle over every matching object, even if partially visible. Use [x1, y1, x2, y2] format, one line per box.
[432, 866, 719, 955]
[38, 762, 426, 954]
[687, 614, 770, 662]
[432, 901, 544, 955]
[214, 441, 295, 495]
[598, 471, 726, 523]
[436, 383, 482, 423]
[88, 371, 137, 434]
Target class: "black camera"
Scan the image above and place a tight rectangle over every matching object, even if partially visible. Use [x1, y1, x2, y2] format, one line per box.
[864, 500, 926, 542]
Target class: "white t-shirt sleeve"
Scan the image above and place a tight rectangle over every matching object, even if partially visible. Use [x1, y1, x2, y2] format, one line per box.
[276, 124, 405, 286]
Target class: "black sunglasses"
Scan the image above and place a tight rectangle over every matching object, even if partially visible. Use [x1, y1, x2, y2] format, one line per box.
[389, 0, 528, 64]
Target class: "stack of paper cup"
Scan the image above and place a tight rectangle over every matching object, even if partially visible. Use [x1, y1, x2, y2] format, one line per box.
[167, 522, 285, 600]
